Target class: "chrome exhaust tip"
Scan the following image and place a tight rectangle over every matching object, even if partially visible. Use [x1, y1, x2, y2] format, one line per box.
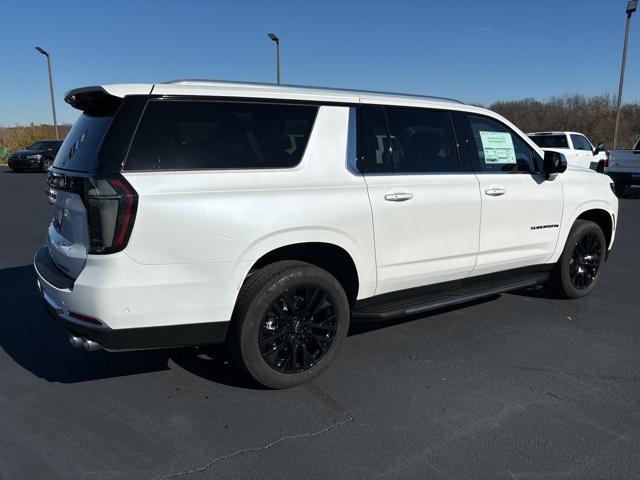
[82, 339, 103, 352]
[68, 334, 84, 348]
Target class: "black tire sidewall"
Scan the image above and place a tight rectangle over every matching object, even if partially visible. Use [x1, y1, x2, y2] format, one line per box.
[558, 221, 606, 298]
[237, 265, 349, 389]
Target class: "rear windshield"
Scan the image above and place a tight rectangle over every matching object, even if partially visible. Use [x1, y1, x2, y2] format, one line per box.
[528, 135, 568, 149]
[124, 100, 318, 171]
[53, 113, 115, 172]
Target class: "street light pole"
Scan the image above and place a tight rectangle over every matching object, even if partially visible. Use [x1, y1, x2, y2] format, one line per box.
[268, 33, 281, 84]
[35, 47, 59, 140]
[613, 1, 637, 149]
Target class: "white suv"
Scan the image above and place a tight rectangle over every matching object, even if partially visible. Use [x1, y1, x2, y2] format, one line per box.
[35, 81, 618, 388]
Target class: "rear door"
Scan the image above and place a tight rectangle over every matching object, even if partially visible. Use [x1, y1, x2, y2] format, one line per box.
[459, 113, 563, 275]
[360, 104, 481, 294]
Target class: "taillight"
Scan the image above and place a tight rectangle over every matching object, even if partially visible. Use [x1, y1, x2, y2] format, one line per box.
[604, 151, 609, 168]
[84, 175, 138, 254]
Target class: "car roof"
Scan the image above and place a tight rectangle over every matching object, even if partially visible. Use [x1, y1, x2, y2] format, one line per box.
[67, 80, 471, 110]
[64, 81, 534, 148]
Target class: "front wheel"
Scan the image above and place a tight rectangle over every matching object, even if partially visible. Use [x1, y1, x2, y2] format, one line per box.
[41, 158, 53, 172]
[547, 220, 606, 299]
[230, 260, 350, 389]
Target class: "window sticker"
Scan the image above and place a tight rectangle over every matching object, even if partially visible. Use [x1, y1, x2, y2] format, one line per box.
[479, 131, 516, 164]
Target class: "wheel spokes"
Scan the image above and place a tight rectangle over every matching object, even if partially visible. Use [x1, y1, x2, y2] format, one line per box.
[259, 284, 338, 374]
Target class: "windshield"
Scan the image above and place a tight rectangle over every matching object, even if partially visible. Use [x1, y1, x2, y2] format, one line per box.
[635, 139, 640, 151]
[53, 113, 114, 172]
[27, 141, 49, 150]
[529, 135, 568, 149]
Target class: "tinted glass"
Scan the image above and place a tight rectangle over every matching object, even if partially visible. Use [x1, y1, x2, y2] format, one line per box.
[125, 100, 317, 170]
[385, 107, 458, 173]
[467, 114, 537, 173]
[635, 139, 640, 150]
[360, 106, 391, 173]
[53, 114, 115, 172]
[570, 134, 592, 151]
[529, 134, 568, 149]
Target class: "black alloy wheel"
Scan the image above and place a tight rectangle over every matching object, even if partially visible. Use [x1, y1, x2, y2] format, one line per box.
[231, 260, 349, 389]
[259, 285, 337, 374]
[547, 219, 606, 299]
[568, 232, 602, 290]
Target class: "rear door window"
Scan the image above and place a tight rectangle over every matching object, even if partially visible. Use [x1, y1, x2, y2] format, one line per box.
[385, 107, 459, 173]
[124, 100, 318, 170]
[359, 105, 459, 174]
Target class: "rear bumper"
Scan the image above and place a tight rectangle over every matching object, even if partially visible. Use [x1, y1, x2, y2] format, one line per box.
[34, 245, 234, 350]
[38, 279, 229, 350]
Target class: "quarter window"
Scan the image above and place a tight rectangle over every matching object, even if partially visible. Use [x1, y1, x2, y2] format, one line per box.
[125, 100, 317, 170]
[466, 114, 539, 174]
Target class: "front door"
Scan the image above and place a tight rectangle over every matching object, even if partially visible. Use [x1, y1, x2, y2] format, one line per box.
[360, 104, 481, 295]
[458, 112, 563, 276]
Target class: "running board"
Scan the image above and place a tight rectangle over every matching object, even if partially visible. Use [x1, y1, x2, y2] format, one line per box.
[351, 267, 551, 320]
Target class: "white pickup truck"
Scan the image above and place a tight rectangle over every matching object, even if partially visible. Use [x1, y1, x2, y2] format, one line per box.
[528, 131, 606, 171]
[605, 138, 640, 195]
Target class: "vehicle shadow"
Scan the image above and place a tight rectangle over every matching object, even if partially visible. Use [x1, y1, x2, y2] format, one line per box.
[506, 284, 559, 300]
[0, 264, 259, 388]
[0, 263, 548, 388]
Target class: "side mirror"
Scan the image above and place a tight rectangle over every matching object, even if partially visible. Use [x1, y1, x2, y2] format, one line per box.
[543, 150, 567, 178]
[594, 142, 605, 155]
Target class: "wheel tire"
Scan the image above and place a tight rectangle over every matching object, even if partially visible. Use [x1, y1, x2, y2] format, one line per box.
[41, 158, 53, 172]
[614, 183, 627, 197]
[547, 220, 606, 299]
[230, 260, 350, 389]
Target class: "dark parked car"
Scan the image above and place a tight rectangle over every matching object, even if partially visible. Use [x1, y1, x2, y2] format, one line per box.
[7, 140, 63, 172]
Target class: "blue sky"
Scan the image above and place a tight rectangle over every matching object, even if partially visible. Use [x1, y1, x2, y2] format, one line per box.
[1, 0, 638, 125]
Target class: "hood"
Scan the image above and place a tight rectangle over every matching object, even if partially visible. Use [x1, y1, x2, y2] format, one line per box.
[566, 163, 594, 173]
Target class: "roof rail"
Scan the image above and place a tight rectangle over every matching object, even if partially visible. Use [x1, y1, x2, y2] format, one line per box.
[163, 79, 464, 105]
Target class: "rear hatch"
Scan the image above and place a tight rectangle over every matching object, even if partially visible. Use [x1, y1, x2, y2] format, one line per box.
[45, 88, 146, 281]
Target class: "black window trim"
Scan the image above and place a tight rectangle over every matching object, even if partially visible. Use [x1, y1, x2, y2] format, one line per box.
[122, 96, 321, 172]
[462, 111, 544, 175]
[356, 103, 468, 176]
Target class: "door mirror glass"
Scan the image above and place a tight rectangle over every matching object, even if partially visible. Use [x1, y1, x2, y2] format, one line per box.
[543, 150, 567, 177]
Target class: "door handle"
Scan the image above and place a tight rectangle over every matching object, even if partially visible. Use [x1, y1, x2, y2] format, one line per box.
[384, 192, 414, 202]
[485, 187, 506, 197]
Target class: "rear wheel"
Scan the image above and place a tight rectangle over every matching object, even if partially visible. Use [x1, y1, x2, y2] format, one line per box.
[547, 220, 606, 299]
[230, 260, 349, 389]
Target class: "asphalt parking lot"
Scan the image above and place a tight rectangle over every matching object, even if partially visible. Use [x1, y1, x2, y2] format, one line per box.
[1, 166, 639, 479]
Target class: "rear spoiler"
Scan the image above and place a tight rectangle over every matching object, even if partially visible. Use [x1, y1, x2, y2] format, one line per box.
[64, 87, 122, 115]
